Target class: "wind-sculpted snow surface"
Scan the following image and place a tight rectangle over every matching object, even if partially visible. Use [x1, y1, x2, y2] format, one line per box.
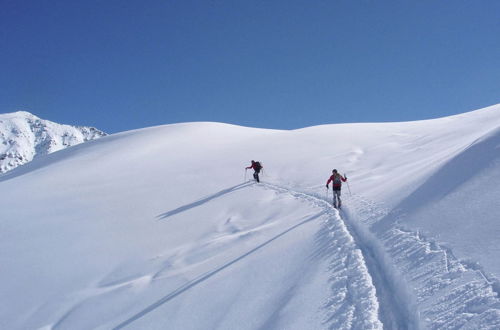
[1, 104, 500, 329]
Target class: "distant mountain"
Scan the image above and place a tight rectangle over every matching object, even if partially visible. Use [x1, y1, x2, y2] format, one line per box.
[0, 111, 106, 173]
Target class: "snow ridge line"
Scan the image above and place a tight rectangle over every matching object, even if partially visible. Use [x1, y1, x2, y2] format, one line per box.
[260, 182, 384, 329]
[348, 194, 500, 330]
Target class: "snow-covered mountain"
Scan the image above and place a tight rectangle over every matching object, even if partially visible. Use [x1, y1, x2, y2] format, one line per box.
[0, 111, 106, 173]
[0, 105, 499, 329]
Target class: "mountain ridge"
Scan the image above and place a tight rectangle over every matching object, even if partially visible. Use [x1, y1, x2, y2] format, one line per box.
[0, 111, 106, 173]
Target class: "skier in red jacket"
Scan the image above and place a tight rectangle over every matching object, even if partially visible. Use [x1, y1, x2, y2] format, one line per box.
[326, 169, 347, 208]
[246, 160, 263, 182]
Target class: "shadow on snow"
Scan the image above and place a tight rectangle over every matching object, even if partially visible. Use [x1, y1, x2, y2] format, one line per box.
[113, 211, 325, 329]
[156, 182, 252, 220]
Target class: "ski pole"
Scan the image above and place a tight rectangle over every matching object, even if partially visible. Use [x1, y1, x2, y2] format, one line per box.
[244, 169, 247, 182]
[347, 182, 352, 196]
[345, 173, 352, 196]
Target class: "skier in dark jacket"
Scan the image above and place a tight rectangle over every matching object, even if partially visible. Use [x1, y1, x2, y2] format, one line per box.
[246, 160, 263, 182]
[326, 169, 347, 208]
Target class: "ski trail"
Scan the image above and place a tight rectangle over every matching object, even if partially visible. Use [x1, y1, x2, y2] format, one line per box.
[347, 194, 500, 330]
[260, 182, 418, 330]
[260, 183, 389, 329]
[339, 205, 419, 329]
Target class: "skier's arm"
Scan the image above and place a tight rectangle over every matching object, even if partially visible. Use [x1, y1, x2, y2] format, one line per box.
[341, 175, 347, 182]
[326, 176, 333, 187]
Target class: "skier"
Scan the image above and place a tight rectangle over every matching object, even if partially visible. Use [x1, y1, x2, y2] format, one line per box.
[326, 169, 347, 209]
[246, 160, 263, 183]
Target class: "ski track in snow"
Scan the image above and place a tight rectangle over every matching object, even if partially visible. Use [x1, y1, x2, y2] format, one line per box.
[260, 182, 384, 330]
[262, 183, 412, 330]
[345, 194, 500, 330]
[262, 182, 500, 329]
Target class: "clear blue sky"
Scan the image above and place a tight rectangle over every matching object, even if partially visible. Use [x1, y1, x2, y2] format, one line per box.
[1, 0, 499, 133]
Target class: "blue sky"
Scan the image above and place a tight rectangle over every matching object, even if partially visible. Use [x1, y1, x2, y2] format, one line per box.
[1, 0, 499, 133]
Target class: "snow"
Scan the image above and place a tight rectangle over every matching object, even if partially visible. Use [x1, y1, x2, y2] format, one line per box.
[0, 111, 106, 173]
[0, 104, 499, 329]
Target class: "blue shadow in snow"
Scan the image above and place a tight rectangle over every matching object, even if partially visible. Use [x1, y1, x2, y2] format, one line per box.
[157, 182, 252, 220]
[113, 211, 325, 329]
[374, 126, 500, 232]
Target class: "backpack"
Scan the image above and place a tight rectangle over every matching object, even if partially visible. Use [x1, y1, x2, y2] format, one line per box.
[332, 174, 341, 185]
[254, 161, 262, 170]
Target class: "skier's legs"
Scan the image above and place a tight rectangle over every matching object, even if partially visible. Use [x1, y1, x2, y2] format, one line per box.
[253, 171, 260, 182]
[333, 189, 341, 208]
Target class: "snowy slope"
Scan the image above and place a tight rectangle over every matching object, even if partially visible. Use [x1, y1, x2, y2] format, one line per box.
[0, 111, 106, 173]
[0, 104, 499, 329]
